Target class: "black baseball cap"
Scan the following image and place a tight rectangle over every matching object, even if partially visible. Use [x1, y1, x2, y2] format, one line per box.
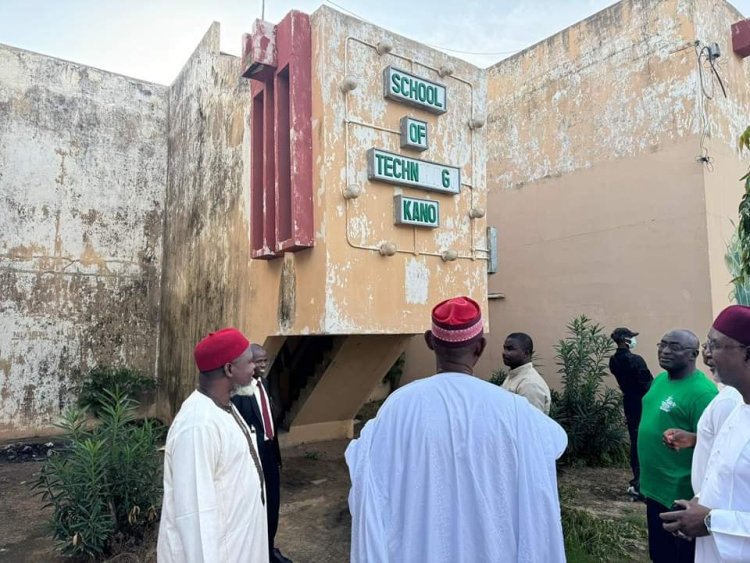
[611, 327, 639, 340]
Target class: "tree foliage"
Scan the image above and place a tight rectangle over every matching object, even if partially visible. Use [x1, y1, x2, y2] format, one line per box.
[550, 316, 628, 466]
[737, 126, 750, 286]
[726, 229, 750, 305]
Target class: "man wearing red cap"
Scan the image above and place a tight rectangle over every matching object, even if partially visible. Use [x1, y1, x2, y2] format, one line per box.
[346, 296, 568, 563]
[157, 328, 268, 563]
[660, 305, 750, 562]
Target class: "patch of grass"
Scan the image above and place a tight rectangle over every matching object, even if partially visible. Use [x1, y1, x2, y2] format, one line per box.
[561, 486, 646, 562]
[304, 450, 321, 461]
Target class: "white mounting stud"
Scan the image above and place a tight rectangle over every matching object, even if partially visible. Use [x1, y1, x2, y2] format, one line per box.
[379, 242, 397, 256]
[469, 207, 486, 219]
[341, 76, 358, 93]
[438, 64, 454, 77]
[468, 115, 486, 130]
[376, 41, 393, 56]
[441, 250, 458, 262]
[343, 184, 362, 199]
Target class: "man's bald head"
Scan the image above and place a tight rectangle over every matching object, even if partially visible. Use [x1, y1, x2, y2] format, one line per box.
[658, 329, 700, 376]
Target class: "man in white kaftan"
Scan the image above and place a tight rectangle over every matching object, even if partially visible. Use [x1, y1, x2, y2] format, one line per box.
[346, 296, 568, 563]
[157, 328, 268, 563]
[660, 306, 750, 563]
[694, 403, 750, 562]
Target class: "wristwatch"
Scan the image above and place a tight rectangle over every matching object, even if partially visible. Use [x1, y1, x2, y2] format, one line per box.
[704, 511, 712, 535]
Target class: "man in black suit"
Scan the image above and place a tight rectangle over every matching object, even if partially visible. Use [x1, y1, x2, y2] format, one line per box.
[232, 343, 292, 563]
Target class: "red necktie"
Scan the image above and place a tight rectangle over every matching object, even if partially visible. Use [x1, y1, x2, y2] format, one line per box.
[258, 383, 274, 440]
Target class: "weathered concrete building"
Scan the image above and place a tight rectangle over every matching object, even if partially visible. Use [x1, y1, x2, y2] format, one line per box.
[158, 11, 488, 444]
[1, 0, 748, 440]
[0, 46, 167, 438]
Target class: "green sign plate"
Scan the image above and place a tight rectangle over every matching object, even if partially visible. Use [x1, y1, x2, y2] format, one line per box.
[394, 195, 439, 228]
[400, 117, 428, 152]
[367, 148, 460, 195]
[383, 66, 447, 114]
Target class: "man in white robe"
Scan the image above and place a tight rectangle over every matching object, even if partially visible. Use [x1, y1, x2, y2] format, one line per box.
[346, 296, 568, 563]
[662, 340, 741, 494]
[158, 328, 268, 563]
[661, 305, 750, 562]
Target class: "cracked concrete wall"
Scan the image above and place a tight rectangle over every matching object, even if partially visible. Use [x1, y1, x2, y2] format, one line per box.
[0, 44, 167, 438]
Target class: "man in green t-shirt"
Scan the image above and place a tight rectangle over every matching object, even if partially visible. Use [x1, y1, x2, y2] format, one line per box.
[638, 329, 717, 563]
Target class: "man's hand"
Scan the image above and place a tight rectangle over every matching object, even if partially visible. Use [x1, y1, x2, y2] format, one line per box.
[660, 499, 711, 538]
[663, 428, 697, 451]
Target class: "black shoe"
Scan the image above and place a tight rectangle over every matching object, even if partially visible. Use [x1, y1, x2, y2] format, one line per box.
[272, 548, 293, 563]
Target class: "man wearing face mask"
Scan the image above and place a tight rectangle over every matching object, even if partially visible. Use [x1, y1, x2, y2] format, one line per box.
[610, 327, 654, 498]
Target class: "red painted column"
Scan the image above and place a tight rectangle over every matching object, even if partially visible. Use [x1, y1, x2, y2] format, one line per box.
[732, 19, 750, 58]
[274, 12, 314, 253]
[242, 12, 314, 259]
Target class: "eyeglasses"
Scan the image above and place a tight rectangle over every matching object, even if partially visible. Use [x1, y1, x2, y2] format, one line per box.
[702, 340, 748, 351]
[657, 342, 698, 352]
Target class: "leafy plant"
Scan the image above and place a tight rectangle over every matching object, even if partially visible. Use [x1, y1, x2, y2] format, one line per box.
[736, 126, 750, 285]
[78, 366, 157, 417]
[550, 316, 628, 466]
[34, 388, 162, 559]
[488, 368, 508, 386]
[382, 354, 405, 390]
[726, 228, 750, 305]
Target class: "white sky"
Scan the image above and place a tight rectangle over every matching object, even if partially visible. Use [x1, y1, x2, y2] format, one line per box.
[1, 0, 748, 84]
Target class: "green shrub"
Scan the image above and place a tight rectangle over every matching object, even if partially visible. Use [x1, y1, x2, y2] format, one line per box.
[551, 316, 628, 466]
[34, 388, 162, 559]
[726, 229, 750, 305]
[78, 366, 157, 417]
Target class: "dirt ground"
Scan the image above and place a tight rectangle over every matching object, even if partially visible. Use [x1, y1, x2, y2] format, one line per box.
[0, 438, 648, 563]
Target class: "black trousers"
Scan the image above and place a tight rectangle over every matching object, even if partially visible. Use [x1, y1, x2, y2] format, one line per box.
[623, 397, 642, 487]
[646, 498, 695, 563]
[261, 446, 281, 558]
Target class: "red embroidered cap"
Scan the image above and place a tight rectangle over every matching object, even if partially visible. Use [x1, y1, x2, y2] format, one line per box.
[431, 296, 484, 348]
[712, 305, 750, 346]
[194, 328, 251, 372]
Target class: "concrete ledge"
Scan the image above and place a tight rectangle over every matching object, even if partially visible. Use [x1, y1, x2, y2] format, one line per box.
[280, 419, 353, 447]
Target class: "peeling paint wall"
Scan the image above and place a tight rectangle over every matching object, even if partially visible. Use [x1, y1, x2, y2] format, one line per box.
[157, 24, 255, 418]
[479, 0, 709, 382]
[158, 10, 489, 419]
[415, 0, 748, 388]
[312, 7, 488, 335]
[0, 45, 167, 437]
[487, 0, 701, 189]
[693, 0, 750, 318]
